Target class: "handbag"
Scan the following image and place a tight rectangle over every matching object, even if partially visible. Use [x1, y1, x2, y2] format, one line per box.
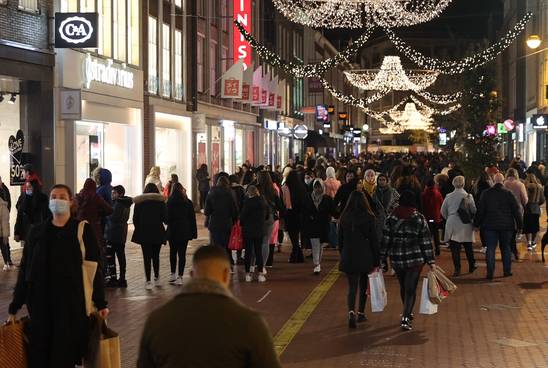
[78, 220, 98, 316]
[457, 195, 473, 224]
[227, 221, 243, 251]
[85, 314, 121, 368]
[419, 278, 438, 315]
[0, 318, 28, 368]
[368, 270, 387, 312]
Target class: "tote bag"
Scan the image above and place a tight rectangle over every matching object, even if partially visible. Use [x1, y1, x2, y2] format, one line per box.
[368, 270, 387, 313]
[85, 314, 121, 368]
[78, 221, 98, 316]
[419, 278, 438, 314]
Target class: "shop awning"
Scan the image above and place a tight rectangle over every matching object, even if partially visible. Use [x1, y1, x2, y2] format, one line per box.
[305, 131, 335, 148]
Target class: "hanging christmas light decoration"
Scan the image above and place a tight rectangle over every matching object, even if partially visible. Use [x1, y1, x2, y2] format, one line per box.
[389, 102, 434, 131]
[234, 20, 373, 77]
[344, 56, 439, 91]
[319, 78, 390, 111]
[409, 95, 461, 116]
[383, 12, 533, 74]
[415, 90, 462, 105]
[271, 0, 454, 29]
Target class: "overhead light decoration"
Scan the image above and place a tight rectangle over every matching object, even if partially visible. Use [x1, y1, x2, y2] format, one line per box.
[234, 20, 373, 77]
[415, 89, 462, 105]
[409, 95, 461, 116]
[389, 102, 434, 131]
[345, 56, 439, 91]
[383, 12, 533, 74]
[271, 0, 454, 29]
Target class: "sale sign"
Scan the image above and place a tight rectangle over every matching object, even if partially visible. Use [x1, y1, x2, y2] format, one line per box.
[234, 0, 252, 69]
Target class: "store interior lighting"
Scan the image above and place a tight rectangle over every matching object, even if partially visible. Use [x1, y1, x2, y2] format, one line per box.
[8, 93, 16, 104]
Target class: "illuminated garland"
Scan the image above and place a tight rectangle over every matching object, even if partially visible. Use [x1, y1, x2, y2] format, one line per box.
[319, 78, 389, 115]
[415, 90, 462, 104]
[234, 20, 373, 77]
[409, 95, 461, 116]
[383, 12, 533, 74]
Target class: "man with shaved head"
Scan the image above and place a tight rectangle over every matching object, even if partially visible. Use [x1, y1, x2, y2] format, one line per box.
[474, 172, 523, 280]
[138, 245, 281, 368]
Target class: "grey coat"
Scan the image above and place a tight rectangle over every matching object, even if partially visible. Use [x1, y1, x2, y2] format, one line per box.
[441, 188, 476, 243]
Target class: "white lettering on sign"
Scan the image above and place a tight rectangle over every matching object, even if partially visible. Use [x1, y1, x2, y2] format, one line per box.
[59, 16, 94, 44]
[83, 54, 134, 89]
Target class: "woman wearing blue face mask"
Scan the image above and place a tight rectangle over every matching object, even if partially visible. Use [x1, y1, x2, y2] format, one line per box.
[7, 184, 109, 368]
[14, 180, 50, 246]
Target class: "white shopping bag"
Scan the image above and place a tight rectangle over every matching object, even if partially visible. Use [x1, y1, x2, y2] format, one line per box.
[419, 278, 438, 315]
[369, 270, 387, 313]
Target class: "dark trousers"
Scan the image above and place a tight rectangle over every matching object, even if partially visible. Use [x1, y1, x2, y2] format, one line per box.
[106, 242, 126, 280]
[141, 243, 162, 281]
[484, 230, 513, 278]
[0, 240, 12, 265]
[199, 189, 209, 209]
[428, 222, 440, 255]
[169, 240, 189, 276]
[210, 230, 232, 264]
[510, 231, 519, 259]
[480, 229, 487, 247]
[244, 236, 263, 273]
[346, 273, 368, 313]
[288, 228, 304, 262]
[449, 241, 476, 272]
[395, 267, 422, 319]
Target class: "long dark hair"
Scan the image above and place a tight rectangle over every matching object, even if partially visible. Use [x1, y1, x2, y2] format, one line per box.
[284, 170, 307, 210]
[257, 171, 276, 202]
[169, 182, 185, 201]
[144, 183, 159, 194]
[340, 191, 375, 228]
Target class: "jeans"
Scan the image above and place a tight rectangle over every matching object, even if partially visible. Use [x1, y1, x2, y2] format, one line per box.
[394, 267, 422, 319]
[244, 236, 263, 273]
[141, 243, 162, 282]
[484, 230, 513, 278]
[346, 273, 368, 313]
[169, 240, 189, 276]
[210, 230, 232, 264]
[199, 189, 209, 209]
[106, 242, 126, 281]
[449, 241, 475, 273]
[0, 240, 12, 265]
[328, 221, 338, 248]
[310, 238, 322, 266]
[261, 222, 275, 268]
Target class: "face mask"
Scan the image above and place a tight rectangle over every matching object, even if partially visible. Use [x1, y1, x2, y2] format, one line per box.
[49, 199, 70, 216]
[25, 190, 33, 196]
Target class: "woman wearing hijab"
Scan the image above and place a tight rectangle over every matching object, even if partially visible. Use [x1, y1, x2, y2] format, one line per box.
[302, 179, 335, 274]
[362, 169, 377, 196]
[338, 191, 379, 328]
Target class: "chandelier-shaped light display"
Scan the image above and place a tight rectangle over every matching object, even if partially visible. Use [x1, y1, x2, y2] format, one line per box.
[390, 102, 434, 131]
[345, 56, 439, 91]
[271, 0, 454, 29]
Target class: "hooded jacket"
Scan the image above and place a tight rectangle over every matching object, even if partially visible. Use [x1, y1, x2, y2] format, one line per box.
[105, 196, 133, 244]
[204, 186, 238, 233]
[96, 169, 113, 205]
[301, 179, 335, 241]
[131, 193, 167, 245]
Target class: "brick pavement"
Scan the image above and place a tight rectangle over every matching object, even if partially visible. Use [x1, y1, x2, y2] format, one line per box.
[0, 214, 547, 368]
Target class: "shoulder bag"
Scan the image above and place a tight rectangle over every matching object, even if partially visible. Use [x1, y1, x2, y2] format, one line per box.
[457, 195, 473, 224]
[78, 220, 98, 316]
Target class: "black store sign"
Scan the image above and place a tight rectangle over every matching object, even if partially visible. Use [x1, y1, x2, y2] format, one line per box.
[9, 130, 31, 186]
[55, 12, 98, 48]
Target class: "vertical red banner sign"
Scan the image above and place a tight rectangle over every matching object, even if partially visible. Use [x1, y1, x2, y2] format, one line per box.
[211, 142, 220, 175]
[233, 0, 252, 69]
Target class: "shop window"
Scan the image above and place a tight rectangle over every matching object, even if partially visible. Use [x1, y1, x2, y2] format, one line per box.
[98, 0, 112, 57]
[18, 0, 38, 12]
[113, 0, 127, 62]
[221, 46, 228, 74]
[162, 23, 171, 98]
[148, 16, 158, 94]
[197, 35, 205, 93]
[174, 29, 184, 100]
[210, 41, 217, 96]
[197, 0, 205, 17]
[174, 0, 181, 8]
[221, 0, 228, 32]
[128, 0, 140, 66]
[79, 0, 94, 11]
[293, 78, 303, 113]
[60, 0, 77, 12]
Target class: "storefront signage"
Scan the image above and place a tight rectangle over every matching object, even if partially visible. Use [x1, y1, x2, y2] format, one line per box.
[308, 76, 323, 94]
[55, 13, 98, 48]
[316, 105, 329, 122]
[83, 54, 134, 89]
[518, 123, 525, 142]
[497, 123, 507, 134]
[532, 114, 548, 129]
[233, 0, 252, 69]
[485, 125, 496, 136]
[264, 119, 278, 130]
[503, 119, 515, 131]
[8, 130, 30, 186]
[439, 133, 447, 146]
[327, 105, 335, 114]
[293, 125, 309, 140]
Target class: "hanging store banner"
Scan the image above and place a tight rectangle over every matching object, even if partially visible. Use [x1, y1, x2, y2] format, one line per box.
[221, 59, 244, 99]
[233, 0, 252, 69]
[55, 13, 98, 48]
[276, 79, 284, 111]
[260, 72, 269, 106]
[252, 66, 263, 106]
[239, 62, 254, 102]
[8, 130, 31, 186]
[267, 76, 278, 109]
[308, 76, 324, 94]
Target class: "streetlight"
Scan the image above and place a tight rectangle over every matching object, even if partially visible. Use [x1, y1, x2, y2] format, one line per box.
[527, 34, 542, 49]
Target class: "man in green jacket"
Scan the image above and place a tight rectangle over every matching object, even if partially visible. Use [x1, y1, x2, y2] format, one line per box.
[138, 245, 281, 368]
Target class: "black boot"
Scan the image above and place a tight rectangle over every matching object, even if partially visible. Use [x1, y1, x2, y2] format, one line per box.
[266, 245, 275, 267]
[348, 311, 357, 328]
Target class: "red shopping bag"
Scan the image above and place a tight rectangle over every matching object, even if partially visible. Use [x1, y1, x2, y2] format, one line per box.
[228, 221, 243, 251]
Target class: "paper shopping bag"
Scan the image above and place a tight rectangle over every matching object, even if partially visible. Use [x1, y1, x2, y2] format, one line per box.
[0, 318, 28, 368]
[419, 278, 438, 315]
[369, 270, 387, 312]
[86, 314, 121, 368]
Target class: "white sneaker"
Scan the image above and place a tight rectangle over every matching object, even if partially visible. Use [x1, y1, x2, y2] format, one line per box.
[175, 276, 183, 285]
[250, 265, 255, 273]
[245, 273, 253, 282]
[262, 268, 267, 275]
[314, 265, 321, 274]
[145, 281, 153, 290]
[532, 242, 538, 249]
[258, 274, 267, 283]
[2, 264, 10, 271]
[169, 273, 177, 283]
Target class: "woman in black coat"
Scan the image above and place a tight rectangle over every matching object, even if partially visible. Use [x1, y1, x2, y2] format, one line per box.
[14, 179, 50, 244]
[8, 184, 108, 368]
[282, 170, 307, 263]
[240, 185, 268, 282]
[302, 179, 335, 275]
[166, 183, 197, 285]
[338, 190, 380, 328]
[132, 183, 167, 290]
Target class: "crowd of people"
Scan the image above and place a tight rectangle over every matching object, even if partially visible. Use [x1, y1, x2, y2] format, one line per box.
[1, 151, 545, 367]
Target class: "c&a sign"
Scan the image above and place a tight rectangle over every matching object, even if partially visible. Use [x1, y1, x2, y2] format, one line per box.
[233, 0, 252, 69]
[55, 13, 98, 48]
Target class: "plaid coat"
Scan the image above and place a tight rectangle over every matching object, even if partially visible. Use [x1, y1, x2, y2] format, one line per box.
[380, 208, 435, 269]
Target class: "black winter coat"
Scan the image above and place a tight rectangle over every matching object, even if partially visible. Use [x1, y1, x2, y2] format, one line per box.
[474, 183, 523, 231]
[301, 194, 334, 242]
[333, 179, 359, 216]
[105, 196, 133, 244]
[14, 192, 50, 240]
[9, 219, 107, 368]
[239, 196, 267, 239]
[204, 186, 238, 233]
[338, 213, 380, 274]
[167, 196, 198, 242]
[131, 193, 167, 245]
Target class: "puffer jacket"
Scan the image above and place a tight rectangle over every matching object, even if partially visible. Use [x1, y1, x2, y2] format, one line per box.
[474, 183, 523, 231]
